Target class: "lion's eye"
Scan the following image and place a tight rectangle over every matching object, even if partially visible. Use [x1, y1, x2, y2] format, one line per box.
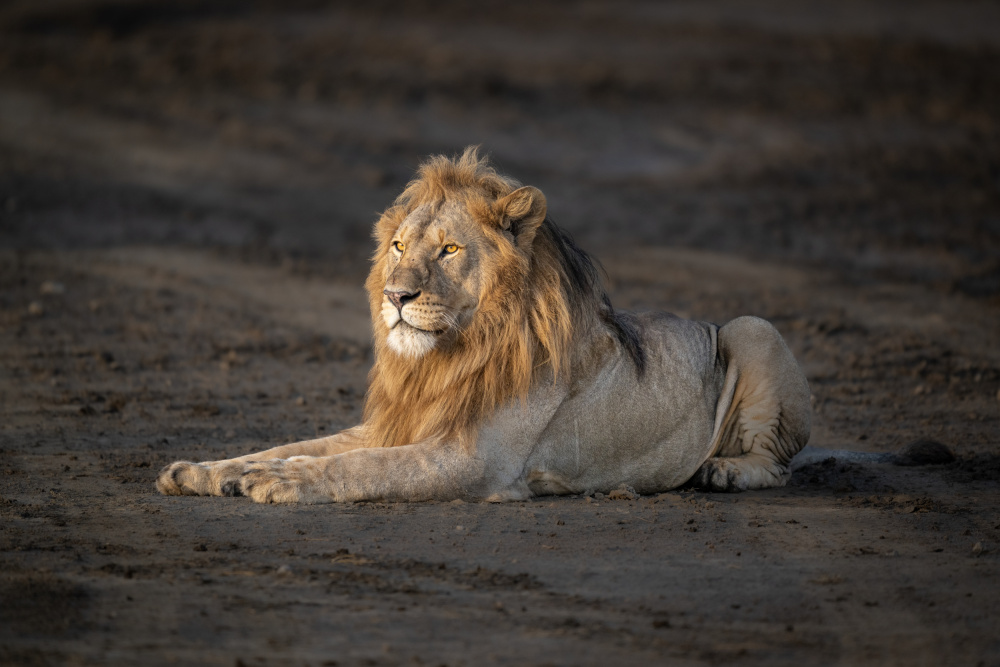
[443, 244, 459, 255]
[393, 241, 405, 253]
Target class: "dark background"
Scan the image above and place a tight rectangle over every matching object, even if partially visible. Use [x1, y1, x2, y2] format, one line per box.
[1, 2, 999, 665]
[2, 0, 998, 296]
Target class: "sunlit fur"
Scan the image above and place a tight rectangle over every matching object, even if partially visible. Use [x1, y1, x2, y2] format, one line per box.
[362, 147, 632, 450]
[155, 148, 812, 502]
[386, 324, 438, 358]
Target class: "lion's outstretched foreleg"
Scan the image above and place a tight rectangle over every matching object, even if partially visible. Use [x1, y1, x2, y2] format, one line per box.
[155, 427, 367, 497]
[232, 441, 494, 504]
[693, 316, 811, 492]
[157, 378, 565, 502]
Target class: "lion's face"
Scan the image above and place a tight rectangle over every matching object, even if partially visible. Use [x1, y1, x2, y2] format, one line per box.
[365, 152, 552, 448]
[380, 200, 491, 358]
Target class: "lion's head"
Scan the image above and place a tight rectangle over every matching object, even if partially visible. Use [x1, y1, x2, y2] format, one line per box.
[361, 147, 642, 449]
[372, 167, 548, 359]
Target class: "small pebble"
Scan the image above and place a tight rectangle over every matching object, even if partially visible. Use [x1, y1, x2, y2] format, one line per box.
[608, 485, 639, 501]
[40, 281, 65, 295]
[276, 564, 293, 575]
[28, 301, 44, 316]
[972, 542, 984, 556]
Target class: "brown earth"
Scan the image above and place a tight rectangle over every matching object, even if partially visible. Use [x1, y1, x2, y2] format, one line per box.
[1, 1, 999, 665]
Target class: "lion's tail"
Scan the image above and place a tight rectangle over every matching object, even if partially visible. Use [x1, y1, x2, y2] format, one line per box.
[790, 440, 955, 470]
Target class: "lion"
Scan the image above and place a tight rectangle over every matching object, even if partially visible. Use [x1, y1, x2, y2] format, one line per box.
[156, 147, 811, 503]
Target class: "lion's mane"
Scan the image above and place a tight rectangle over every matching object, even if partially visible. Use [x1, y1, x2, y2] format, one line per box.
[362, 148, 643, 449]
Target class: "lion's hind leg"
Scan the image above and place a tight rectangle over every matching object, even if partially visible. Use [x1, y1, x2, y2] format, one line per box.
[693, 316, 811, 492]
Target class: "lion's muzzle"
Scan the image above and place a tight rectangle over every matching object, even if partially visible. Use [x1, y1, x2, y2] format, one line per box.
[384, 288, 420, 311]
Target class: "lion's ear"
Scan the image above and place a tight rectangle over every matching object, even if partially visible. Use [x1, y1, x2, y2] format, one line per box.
[494, 186, 547, 248]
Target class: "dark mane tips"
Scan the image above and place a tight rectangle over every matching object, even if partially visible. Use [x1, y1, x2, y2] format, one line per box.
[604, 302, 647, 377]
[539, 217, 646, 376]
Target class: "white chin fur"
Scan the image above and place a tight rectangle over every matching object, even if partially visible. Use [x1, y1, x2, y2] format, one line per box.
[381, 302, 401, 329]
[387, 325, 438, 358]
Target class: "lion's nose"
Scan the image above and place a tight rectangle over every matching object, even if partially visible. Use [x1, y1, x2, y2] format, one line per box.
[384, 289, 419, 310]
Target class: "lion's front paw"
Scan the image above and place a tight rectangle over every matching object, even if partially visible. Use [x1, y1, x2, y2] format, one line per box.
[156, 461, 211, 496]
[237, 460, 306, 504]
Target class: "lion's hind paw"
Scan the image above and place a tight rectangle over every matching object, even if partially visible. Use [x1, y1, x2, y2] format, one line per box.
[691, 456, 789, 492]
[691, 459, 748, 492]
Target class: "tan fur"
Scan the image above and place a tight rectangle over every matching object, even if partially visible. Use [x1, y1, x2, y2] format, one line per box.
[363, 148, 580, 450]
[156, 148, 811, 504]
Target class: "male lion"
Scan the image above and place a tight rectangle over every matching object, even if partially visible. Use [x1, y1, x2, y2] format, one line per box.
[157, 148, 810, 503]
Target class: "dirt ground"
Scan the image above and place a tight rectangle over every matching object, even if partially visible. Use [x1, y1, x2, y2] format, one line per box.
[1, 1, 999, 665]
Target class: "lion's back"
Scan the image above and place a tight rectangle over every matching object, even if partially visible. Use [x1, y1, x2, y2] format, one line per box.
[631, 310, 721, 385]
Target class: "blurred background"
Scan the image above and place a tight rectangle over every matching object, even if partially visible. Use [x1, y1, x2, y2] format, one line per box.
[2, 8, 999, 662]
[1, 0, 998, 296]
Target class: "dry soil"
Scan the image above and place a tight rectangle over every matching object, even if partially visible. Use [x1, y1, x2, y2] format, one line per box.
[1, 1, 998, 665]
